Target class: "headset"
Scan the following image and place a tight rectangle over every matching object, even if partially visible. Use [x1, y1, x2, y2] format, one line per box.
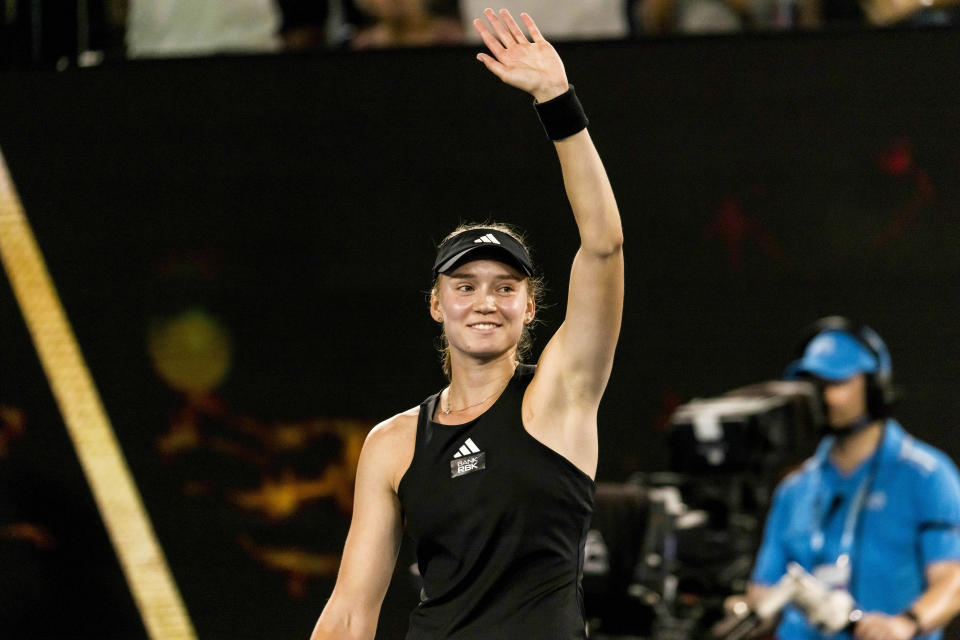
[786, 316, 896, 420]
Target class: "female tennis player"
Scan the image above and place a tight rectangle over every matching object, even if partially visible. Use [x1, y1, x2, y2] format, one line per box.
[310, 8, 623, 639]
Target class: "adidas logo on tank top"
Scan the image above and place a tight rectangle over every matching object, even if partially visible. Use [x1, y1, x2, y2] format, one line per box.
[450, 437, 486, 478]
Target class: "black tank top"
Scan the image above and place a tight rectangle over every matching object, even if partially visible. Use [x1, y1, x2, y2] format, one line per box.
[398, 364, 596, 640]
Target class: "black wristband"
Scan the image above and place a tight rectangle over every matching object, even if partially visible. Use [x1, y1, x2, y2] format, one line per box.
[901, 608, 921, 634]
[533, 85, 589, 141]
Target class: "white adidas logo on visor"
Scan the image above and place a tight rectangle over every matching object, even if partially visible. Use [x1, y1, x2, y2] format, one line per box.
[453, 437, 481, 458]
[473, 234, 501, 245]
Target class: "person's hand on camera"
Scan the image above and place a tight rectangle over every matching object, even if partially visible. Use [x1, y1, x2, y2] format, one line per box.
[854, 611, 919, 640]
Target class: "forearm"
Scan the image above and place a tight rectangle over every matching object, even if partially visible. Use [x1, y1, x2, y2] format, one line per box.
[907, 565, 960, 633]
[310, 585, 384, 640]
[554, 129, 623, 256]
[471, 8, 622, 257]
[310, 612, 375, 640]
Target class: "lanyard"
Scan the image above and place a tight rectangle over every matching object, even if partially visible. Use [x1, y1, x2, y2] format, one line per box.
[810, 423, 887, 566]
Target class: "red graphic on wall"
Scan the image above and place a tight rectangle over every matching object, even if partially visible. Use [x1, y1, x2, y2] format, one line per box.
[871, 138, 935, 248]
[653, 390, 684, 434]
[703, 191, 785, 274]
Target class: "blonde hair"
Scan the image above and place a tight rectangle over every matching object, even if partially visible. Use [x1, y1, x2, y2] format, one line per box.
[431, 222, 544, 380]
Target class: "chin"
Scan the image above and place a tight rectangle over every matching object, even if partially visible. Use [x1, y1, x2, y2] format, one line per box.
[473, 348, 514, 361]
[460, 343, 516, 360]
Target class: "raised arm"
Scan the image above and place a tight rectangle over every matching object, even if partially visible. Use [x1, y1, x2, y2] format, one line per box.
[309, 418, 410, 640]
[474, 9, 624, 408]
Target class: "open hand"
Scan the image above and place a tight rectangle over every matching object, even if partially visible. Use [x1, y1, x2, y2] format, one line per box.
[473, 8, 569, 103]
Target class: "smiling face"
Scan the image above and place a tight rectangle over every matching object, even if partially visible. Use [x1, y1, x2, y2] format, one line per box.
[430, 259, 535, 367]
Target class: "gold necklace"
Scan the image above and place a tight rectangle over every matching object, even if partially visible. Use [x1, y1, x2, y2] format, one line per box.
[442, 376, 512, 415]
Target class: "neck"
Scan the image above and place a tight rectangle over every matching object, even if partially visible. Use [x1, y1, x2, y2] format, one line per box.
[443, 352, 517, 415]
[829, 420, 884, 474]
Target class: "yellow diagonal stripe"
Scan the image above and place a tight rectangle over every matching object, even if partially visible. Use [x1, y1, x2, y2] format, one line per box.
[0, 147, 197, 640]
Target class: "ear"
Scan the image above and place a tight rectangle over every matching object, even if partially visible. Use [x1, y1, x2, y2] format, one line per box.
[524, 293, 535, 325]
[430, 289, 443, 323]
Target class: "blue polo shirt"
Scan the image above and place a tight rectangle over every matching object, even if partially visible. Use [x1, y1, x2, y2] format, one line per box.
[752, 420, 960, 639]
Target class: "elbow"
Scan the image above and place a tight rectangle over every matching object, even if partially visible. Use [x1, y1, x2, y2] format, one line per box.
[310, 618, 342, 640]
[584, 231, 623, 258]
[608, 231, 625, 255]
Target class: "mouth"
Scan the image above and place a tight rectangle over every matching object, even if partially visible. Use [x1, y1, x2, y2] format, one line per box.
[468, 322, 501, 331]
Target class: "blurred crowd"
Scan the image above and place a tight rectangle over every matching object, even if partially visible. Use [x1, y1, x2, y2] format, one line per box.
[2, 0, 959, 65]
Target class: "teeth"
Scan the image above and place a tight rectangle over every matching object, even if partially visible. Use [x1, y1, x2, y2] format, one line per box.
[471, 324, 497, 329]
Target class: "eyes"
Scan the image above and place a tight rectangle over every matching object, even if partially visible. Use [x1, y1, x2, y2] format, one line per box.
[455, 283, 517, 294]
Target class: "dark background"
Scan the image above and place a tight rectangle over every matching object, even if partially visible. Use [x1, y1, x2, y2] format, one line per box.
[1, 27, 959, 639]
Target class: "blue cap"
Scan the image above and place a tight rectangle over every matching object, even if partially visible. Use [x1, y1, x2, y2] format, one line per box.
[784, 330, 880, 381]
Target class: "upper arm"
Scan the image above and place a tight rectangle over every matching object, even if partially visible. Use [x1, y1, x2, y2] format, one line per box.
[313, 420, 409, 639]
[916, 455, 960, 565]
[547, 245, 624, 403]
[917, 560, 960, 631]
[926, 560, 960, 588]
[536, 130, 624, 410]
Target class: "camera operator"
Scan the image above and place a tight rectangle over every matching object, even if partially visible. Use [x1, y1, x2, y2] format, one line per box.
[736, 317, 960, 640]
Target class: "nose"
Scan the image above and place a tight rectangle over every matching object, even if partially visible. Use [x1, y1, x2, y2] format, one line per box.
[822, 383, 848, 410]
[474, 290, 497, 312]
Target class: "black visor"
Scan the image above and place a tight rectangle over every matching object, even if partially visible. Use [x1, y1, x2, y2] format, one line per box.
[433, 228, 534, 277]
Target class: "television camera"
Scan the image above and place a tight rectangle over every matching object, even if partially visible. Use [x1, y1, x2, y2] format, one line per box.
[583, 379, 824, 639]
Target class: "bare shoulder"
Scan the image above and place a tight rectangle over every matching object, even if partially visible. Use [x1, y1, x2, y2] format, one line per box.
[367, 406, 419, 444]
[362, 406, 419, 492]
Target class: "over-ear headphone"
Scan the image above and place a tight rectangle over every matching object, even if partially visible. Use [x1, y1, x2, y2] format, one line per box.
[786, 316, 896, 419]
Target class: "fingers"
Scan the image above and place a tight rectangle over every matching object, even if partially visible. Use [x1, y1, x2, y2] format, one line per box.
[521, 12, 546, 42]
[482, 8, 517, 47]
[475, 9, 544, 54]
[472, 18, 506, 58]
[499, 9, 529, 44]
[476, 53, 507, 81]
